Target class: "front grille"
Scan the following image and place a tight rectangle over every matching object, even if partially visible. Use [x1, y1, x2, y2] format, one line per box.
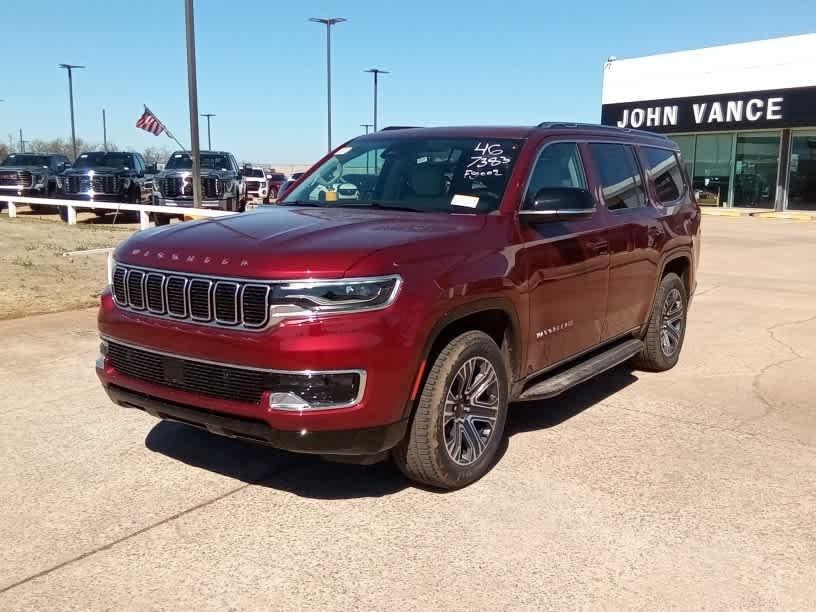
[107, 341, 266, 404]
[245, 180, 262, 193]
[92, 175, 120, 194]
[157, 176, 225, 198]
[112, 265, 270, 329]
[0, 170, 32, 188]
[157, 176, 184, 197]
[65, 175, 92, 194]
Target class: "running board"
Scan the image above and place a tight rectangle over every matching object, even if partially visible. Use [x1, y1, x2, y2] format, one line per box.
[518, 338, 644, 401]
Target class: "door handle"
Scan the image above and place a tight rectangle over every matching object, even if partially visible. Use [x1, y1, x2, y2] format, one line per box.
[586, 239, 609, 255]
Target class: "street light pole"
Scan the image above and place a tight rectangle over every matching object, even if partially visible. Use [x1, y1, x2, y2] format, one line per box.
[364, 68, 389, 132]
[360, 123, 373, 134]
[102, 108, 107, 152]
[201, 113, 215, 150]
[58, 64, 85, 161]
[310, 17, 346, 152]
[184, 0, 202, 208]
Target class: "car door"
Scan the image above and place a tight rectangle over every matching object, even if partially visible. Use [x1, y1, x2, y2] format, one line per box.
[586, 142, 664, 340]
[519, 141, 610, 374]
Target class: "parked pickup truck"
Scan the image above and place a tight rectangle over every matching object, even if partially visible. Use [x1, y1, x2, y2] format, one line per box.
[240, 165, 269, 207]
[151, 150, 245, 225]
[59, 151, 153, 219]
[96, 123, 700, 489]
[0, 152, 70, 212]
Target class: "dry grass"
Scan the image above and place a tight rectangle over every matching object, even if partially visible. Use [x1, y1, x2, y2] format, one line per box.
[0, 208, 140, 319]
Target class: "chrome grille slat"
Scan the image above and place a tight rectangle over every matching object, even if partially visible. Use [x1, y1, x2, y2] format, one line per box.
[112, 264, 278, 331]
[145, 273, 165, 313]
[126, 270, 146, 310]
[188, 279, 212, 321]
[214, 281, 239, 324]
[165, 277, 188, 317]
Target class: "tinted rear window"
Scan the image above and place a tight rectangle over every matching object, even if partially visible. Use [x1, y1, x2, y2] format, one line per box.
[642, 147, 685, 204]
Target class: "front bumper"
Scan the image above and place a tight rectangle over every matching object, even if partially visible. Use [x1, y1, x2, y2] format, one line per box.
[103, 383, 407, 455]
[153, 195, 232, 209]
[97, 286, 429, 450]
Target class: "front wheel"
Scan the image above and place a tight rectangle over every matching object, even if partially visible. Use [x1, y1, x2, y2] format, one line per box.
[632, 272, 688, 372]
[393, 330, 509, 490]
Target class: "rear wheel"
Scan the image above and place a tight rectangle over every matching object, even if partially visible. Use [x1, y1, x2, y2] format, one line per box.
[632, 272, 687, 372]
[393, 330, 509, 490]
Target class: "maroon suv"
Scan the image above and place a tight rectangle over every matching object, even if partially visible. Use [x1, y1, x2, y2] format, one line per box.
[97, 124, 700, 489]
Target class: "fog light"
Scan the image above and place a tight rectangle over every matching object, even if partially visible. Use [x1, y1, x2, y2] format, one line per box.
[266, 371, 364, 411]
[99, 339, 109, 356]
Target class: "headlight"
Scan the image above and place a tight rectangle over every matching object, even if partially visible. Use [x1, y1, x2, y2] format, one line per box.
[269, 275, 401, 320]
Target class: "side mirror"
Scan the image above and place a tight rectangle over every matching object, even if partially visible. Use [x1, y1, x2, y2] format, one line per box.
[519, 187, 596, 223]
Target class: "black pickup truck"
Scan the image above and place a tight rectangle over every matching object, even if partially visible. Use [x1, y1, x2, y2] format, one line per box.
[0, 153, 71, 211]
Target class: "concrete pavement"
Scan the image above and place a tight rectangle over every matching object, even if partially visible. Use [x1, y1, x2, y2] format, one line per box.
[1, 216, 815, 610]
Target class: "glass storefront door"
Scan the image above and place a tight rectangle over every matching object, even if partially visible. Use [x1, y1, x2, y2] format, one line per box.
[787, 131, 816, 210]
[671, 135, 695, 177]
[733, 131, 781, 208]
[692, 133, 733, 206]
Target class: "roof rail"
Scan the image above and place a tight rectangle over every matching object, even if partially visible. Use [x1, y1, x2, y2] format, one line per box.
[378, 125, 420, 131]
[536, 122, 670, 140]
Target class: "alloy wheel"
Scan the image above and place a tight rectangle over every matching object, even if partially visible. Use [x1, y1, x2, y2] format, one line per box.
[660, 288, 684, 357]
[443, 357, 500, 466]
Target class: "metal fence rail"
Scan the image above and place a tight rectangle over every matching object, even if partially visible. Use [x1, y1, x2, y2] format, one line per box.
[3, 196, 234, 229]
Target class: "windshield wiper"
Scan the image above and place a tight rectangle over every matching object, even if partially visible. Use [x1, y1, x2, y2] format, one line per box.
[278, 200, 324, 207]
[336, 202, 427, 213]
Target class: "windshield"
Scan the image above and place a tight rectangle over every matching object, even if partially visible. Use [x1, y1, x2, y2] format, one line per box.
[282, 136, 522, 213]
[73, 152, 131, 169]
[269, 173, 286, 180]
[245, 169, 265, 178]
[1, 154, 52, 167]
[165, 152, 232, 171]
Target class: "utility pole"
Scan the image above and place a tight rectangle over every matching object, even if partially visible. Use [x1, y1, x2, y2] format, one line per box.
[58, 64, 85, 161]
[360, 123, 373, 134]
[201, 113, 215, 150]
[309, 17, 346, 152]
[184, 0, 202, 208]
[364, 68, 389, 132]
[19, 128, 23, 152]
[102, 108, 108, 152]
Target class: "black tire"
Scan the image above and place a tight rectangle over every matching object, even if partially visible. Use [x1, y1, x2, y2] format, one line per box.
[152, 212, 171, 226]
[393, 330, 509, 490]
[632, 272, 688, 372]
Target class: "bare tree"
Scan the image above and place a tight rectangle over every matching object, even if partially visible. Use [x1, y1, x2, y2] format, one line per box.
[142, 146, 171, 166]
[0, 143, 9, 162]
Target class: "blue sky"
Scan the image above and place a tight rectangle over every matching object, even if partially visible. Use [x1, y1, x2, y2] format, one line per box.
[1, 0, 814, 164]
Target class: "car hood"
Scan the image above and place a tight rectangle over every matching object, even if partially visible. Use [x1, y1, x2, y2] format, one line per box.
[158, 169, 234, 179]
[114, 206, 486, 279]
[0, 165, 46, 172]
[64, 167, 129, 176]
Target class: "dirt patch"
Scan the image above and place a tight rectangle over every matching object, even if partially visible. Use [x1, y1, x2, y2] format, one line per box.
[0, 210, 140, 319]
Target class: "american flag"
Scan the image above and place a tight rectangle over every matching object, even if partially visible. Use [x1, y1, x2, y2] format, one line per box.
[135, 107, 165, 136]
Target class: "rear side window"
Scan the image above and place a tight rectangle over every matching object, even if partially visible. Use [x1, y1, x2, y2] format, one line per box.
[524, 142, 586, 208]
[642, 147, 685, 204]
[589, 143, 646, 210]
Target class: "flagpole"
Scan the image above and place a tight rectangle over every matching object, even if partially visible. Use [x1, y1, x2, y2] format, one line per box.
[184, 0, 203, 209]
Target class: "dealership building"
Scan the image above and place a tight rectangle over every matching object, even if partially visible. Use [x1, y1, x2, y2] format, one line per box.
[601, 34, 816, 210]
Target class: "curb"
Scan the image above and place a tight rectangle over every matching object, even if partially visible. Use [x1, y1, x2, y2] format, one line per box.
[700, 208, 816, 221]
[752, 211, 816, 221]
[699, 208, 756, 217]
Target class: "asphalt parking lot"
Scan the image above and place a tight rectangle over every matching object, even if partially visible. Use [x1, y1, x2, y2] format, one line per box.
[1, 215, 815, 610]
